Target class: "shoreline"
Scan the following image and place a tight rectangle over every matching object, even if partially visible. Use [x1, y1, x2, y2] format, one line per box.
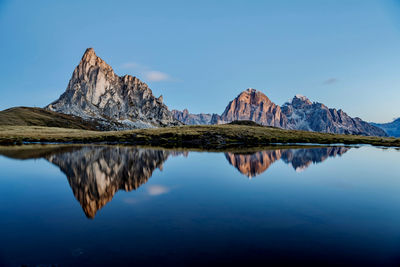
[0, 124, 399, 149]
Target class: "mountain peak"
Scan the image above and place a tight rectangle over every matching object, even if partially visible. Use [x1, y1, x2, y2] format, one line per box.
[46, 48, 181, 129]
[218, 88, 287, 127]
[294, 94, 307, 100]
[78, 48, 113, 73]
[236, 88, 271, 105]
[70, 48, 114, 84]
[293, 94, 311, 102]
[244, 88, 258, 93]
[81, 47, 98, 62]
[83, 47, 96, 55]
[291, 94, 312, 106]
[242, 88, 266, 97]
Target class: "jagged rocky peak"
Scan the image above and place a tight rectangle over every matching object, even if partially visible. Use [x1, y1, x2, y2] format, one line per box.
[239, 88, 272, 105]
[81, 47, 106, 67]
[292, 94, 313, 107]
[282, 94, 312, 115]
[282, 95, 387, 136]
[218, 88, 287, 128]
[73, 48, 117, 88]
[46, 48, 181, 130]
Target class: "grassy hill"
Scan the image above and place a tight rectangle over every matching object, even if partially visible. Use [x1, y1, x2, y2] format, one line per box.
[0, 124, 399, 148]
[0, 107, 99, 130]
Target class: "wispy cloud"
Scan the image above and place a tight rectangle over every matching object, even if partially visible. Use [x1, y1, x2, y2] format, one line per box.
[120, 61, 172, 82]
[322, 78, 338, 85]
[144, 71, 170, 82]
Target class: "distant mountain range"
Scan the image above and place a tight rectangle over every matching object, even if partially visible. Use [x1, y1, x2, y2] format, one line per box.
[371, 118, 400, 137]
[173, 89, 387, 137]
[171, 109, 214, 125]
[0, 47, 396, 137]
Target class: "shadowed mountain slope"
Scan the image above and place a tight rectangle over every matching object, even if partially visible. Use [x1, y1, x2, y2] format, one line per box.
[371, 118, 400, 137]
[282, 95, 387, 137]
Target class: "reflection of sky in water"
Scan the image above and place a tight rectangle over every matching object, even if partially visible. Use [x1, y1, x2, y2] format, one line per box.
[123, 185, 172, 205]
[0, 146, 400, 266]
[147, 185, 170, 196]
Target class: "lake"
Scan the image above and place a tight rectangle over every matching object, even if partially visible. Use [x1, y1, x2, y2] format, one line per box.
[0, 145, 400, 266]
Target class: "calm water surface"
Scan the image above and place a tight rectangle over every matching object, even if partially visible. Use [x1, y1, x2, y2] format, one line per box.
[0, 145, 400, 266]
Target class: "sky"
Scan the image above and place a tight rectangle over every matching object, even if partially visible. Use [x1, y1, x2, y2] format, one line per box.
[1, 0, 400, 123]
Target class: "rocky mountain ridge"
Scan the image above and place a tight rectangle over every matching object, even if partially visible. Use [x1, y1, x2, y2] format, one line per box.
[46, 48, 181, 130]
[171, 109, 215, 125]
[282, 95, 387, 136]
[174, 89, 387, 136]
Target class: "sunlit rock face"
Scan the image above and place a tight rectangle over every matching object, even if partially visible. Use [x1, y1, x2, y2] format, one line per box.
[46, 146, 170, 218]
[225, 147, 350, 177]
[218, 89, 287, 127]
[175, 88, 288, 127]
[282, 95, 387, 136]
[46, 48, 181, 130]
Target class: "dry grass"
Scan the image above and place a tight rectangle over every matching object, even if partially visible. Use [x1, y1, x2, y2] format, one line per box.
[0, 107, 100, 130]
[0, 124, 399, 148]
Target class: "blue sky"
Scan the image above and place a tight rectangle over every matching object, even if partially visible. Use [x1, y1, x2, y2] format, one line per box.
[1, 0, 400, 123]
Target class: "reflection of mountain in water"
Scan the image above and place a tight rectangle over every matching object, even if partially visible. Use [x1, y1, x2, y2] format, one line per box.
[225, 147, 350, 177]
[0, 145, 351, 218]
[47, 147, 171, 218]
[282, 147, 350, 172]
[225, 150, 283, 178]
